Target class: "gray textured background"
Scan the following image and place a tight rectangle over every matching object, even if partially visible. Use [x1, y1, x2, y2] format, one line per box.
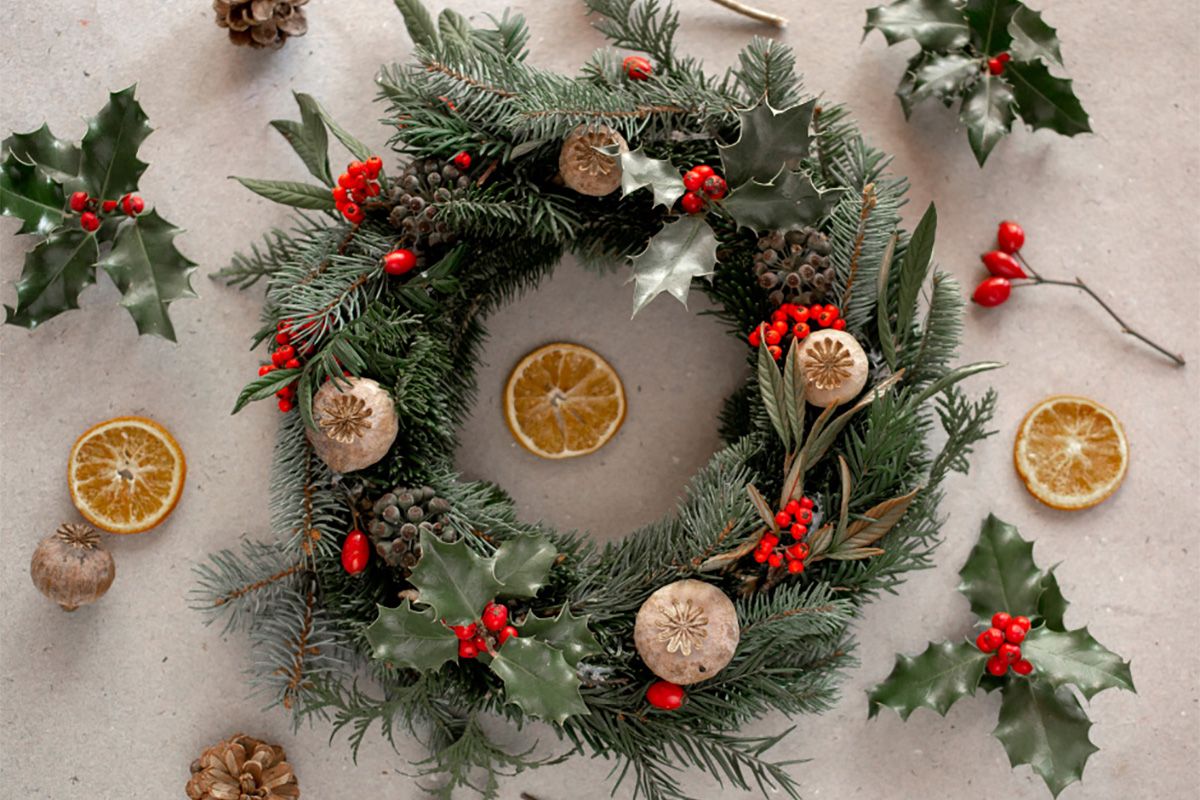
[1, 1, 1197, 798]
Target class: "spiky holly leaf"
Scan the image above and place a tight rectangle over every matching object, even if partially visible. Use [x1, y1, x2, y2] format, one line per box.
[518, 607, 602, 667]
[493, 534, 557, 598]
[619, 148, 686, 210]
[868, 640, 988, 720]
[489, 637, 588, 724]
[3, 227, 98, 329]
[722, 169, 840, 233]
[80, 86, 151, 200]
[1008, 5, 1063, 66]
[959, 73, 1015, 165]
[97, 211, 197, 341]
[270, 92, 333, 186]
[963, 0, 1020, 55]
[1007, 61, 1091, 137]
[864, 0, 970, 51]
[366, 601, 459, 672]
[629, 215, 716, 316]
[0, 154, 65, 235]
[718, 99, 816, 188]
[3, 123, 81, 185]
[1038, 569, 1069, 631]
[993, 679, 1098, 798]
[907, 53, 979, 108]
[957, 514, 1044, 618]
[1021, 626, 1135, 700]
[409, 531, 504, 625]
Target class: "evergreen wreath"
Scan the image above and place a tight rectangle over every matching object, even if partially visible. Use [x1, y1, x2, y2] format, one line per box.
[194, 2, 1000, 798]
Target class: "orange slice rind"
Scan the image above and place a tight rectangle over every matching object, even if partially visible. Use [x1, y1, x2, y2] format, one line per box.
[1014, 395, 1128, 511]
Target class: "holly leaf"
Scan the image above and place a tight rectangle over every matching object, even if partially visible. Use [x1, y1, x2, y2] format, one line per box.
[963, 0, 1020, 55]
[97, 211, 197, 341]
[959, 73, 1015, 166]
[864, 0, 970, 51]
[0, 153, 66, 234]
[908, 54, 979, 108]
[270, 92, 333, 186]
[3, 123, 81, 185]
[722, 169, 840, 233]
[629, 215, 717, 316]
[233, 177, 337, 210]
[896, 52, 927, 119]
[1021, 626, 1135, 700]
[365, 600, 459, 672]
[993, 679, 1099, 798]
[3, 227, 98, 330]
[1007, 61, 1091, 137]
[1008, 5, 1063, 66]
[80, 85, 151, 200]
[619, 147, 686, 210]
[409, 531, 504, 625]
[1038, 569, 1069, 631]
[493, 534, 557, 598]
[488, 637, 589, 724]
[867, 640, 988, 720]
[518, 606, 602, 667]
[957, 514, 1044, 618]
[718, 99, 816, 188]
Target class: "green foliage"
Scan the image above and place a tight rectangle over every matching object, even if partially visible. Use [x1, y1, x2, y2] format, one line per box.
[492, 534, 557, 598]
[619, 147, 686, 209]
[489, 638, 588, 724]
[409, 533, 506, 625]
[957, 513, 1044, 617]
[628, 215, 717, 315]
[994, 680, 1098, 798]
[517, 607, 602, 667]
[722, 169, 839, 233]
[868, 641, 988, 719]
[718, 99, 815, 188]
[233, 177, 336, 210]
[367, 601, 459, 670]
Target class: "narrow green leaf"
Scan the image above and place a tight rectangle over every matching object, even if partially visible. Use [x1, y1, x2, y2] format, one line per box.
[913, 360, 1004, 405]
[493, 534, 557, 598]
[864, 0, 970, 50]
[993, 679, 1098, 798]
[394, 0, 441, 49]
[839, 486, 921, 550]
[365, 601, 459, 671]
[2, 123, 81, 184]
[895, 202, 937, 336]
[518, 607, 601, 667]
[1008, 6, 1063, 66]
[959, 73, 1015, 166]
[3, 227, 98, 330]
[97, 211, 198, 341]
[963, 0, 1020, 55]
[782, 339, 805, 446]
[757, 339, 789, 447]
[876, 231, 899, 368]
[804, 370, 904, 467]
[0, 153, 65, 234]
[409, 532, 504, 625]
[313, 100, 373, 162]
[957, 513, 1044, 618]
[722, 168, 841, 233]
[718, 99, 816, 188]
[746, 483, 778, 531]
[232, 368, 302, 414]
[270, 92, 332, 186]
[1038, 570, 1069, 631]
[438, 8, 473, 46]
[629, 215, 716, 316]
[80, 85, 151, 199]
[1007, 61, 1091, 137]
[833, 456, 852, 546]
[619, 147, 686, 209]
[1021, 626, 1135, 700]
[489, 637, 589, 724]
[233, 177, 336, 210]
[867, 640, 987, 720]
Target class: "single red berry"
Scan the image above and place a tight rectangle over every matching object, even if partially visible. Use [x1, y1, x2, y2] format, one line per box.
[998, 643, 1022, 663]
[748, 328, 762, 347]
[767, 552, 783, 568]
[343, 202, 363, 223]
[790, 305, 809, 323]
[131, 196, 145, 214]
[790, 523, 807, 539]
[764, 329, 782, 346]
[986, 655, 1008, 676]
[341, 529, 370, 575]
[482, 602, 509, 632]
[79, 211, 100, 232]
[275, 385, 295, 399]
[792, 322, 811, 339]
[701, 175, 727, 200]
[692, 165, 715, 180]
[972, 276, 1011, 307]
[997, 52, 1012, 64]
[787, 559, 805, 574]
[351, 188, 368, 203]
[276, 344, 296, 362]
[1014, 616, 1031, 632]
[786, 543, 809, 560]
[761, 533, 779, 548]
[258, 364, 275, 377]
[458, 640, 479, 659]
[646, 680, 685, 710]
[498, 625, 519, 645]
[1012, 659, 1034, 676]
[1005, 623, 1027, 645]
[768, 345, 782, 360]
[799, 497, 814, 510]
[976, 628, 1001, 653]
[365, 155, 383, 177]
[808, 304, 822, 318]
[452, 151, 472, 171]
[277, 398, 294, 412]
[680, 191, 705, 215]
[120, 194, 133, 215]
[774, 511, 792, 528]
[753, 548, 769, 564]
[337, 173, 354, 189]
[274, 331, 291, 346]
[69, 191, 89, 212]
[383, 248, 418, 276]
[366, 182, 381, 197]
[816, 309, 838, 328]
[784, 500, 801, 516]
[795, 508, 813, 525]
[284, 358, 301, 370]
[987, 57, 1004, 75]
[823, 304, 840, 317]
[451, 622, 477, 640]
[623, 54, 654, 81]
[102, 199, 118, 213]
[771, 309, 789, 324]
[992, 612, 1012, 631]
[347, 160, 366, 178]
[831, 318, 847, 331]
[997, 220, 1025, 253]
[682, 169, 704, 192]
[472, 634, 488, 652]
[770, 320, 788, 335]
[981, 250, 1027, 279]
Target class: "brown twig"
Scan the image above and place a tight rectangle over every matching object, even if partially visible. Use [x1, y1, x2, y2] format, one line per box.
[838, 183, 878, 308]
[282, 587, 320, 709]
[521, 104, 693, 120]
[211, 562, 304, 607]
[708, 0, 787, 27]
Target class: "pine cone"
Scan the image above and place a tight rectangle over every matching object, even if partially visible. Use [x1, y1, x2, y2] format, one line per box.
[752, 227, 836, 307]
[186, 733, 300, 800]
[386, 158, 470, 268]
[362, 485, 452, 573]
[213, 0, 308, 49]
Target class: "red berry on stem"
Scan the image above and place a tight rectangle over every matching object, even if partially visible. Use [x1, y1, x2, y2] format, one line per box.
[79, 211, 100, 232]
[383, 248, 417, 276]
[987, 57, 1005, 75]
[748, 328, 761, 347]
[623, 55, 653, 81]
[792, 322, 810, 339]
[976, 629, 1001, 653]
[276, 345, 296, 362]
[767, 552, 783, 568]
[130, 196, 144, 214]
[458, 640, 478, 659]
[787, 559, 804, 574]
[831, 318, 846, 331]
[347, 160, 366, 178]
[702, 175, 727, 200]
[683, 170, 704, 192]
[646, 680, 685, 710]
[258, 364, 275, 377]
[341, 529, 370, 575]
[764, 329, 782, 346]
[753, 549, 768, 564]
[784, 500, 801, 516]
[498, 625, 519, 645]
[277, 398, 293, 412]
[998, 642, 1022, 663]
[365, 156, 383, 177]
[274, 331, 291, 346]
[680, 191, 705, 215]
[774, 511, 792, 528]
[482, 602, 509, 632]
[992, 612, 1012, 631]
[472, 635, 488, 652]
[789, 523, 807, 539]
[997, 52, 1012, 64]
[799, 497, 814, 510]
[1005, 623, 1027, 644]
[69, 191, 89, 212]
[795, 508, 813, 525]
[986, 655, 1008, 676]
[981, 250, 1027, 279]
[972, 276, 1011, 307]
[1012, 659, 1034, 676]
[1014, 615, 1031, 632]
[451, 623, 477, 640]
[997, 220, 1025, 253]
[771, 320, 788, 335]
[453, 151, 472, 170]
[791, 305, 809, 323]
[284, 358, 301, 370]
[102, 199, 118, 213]
[767, 345, 781, 360]
[692, 165, 714, 180]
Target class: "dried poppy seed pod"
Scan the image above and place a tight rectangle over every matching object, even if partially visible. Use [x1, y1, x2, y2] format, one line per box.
[305, 377, 399, 473]
[633, 579, 739, 685]
[798, 328, 869, 407]
[559, 124, 627, 196]
[30, 523, 115, 611]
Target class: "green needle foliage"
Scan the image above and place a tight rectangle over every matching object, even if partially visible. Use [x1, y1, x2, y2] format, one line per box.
[193, 2, 998, 798]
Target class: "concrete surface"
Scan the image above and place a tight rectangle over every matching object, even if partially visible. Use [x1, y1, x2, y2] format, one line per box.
[1, 1, 1197, 798]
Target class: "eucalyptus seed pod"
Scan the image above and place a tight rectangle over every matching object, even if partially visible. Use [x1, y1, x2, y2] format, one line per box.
[30, 523, 116, 611]
[752, 226, 836, 306]
[361, 485, 453, 573]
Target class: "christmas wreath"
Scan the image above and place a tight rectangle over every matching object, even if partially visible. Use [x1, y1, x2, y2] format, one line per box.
[195, 2, 999, 798]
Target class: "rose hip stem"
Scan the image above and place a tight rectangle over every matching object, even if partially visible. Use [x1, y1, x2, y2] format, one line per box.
[1010, 252, 1185, 367]
[707, 0, 788, 27]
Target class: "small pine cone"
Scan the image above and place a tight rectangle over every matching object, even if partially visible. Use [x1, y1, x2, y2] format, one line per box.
[753, 226, 836, 306]
[363, 486, 452, 573]
[213, 0, 308, 49]
[186, 733, 299, 799]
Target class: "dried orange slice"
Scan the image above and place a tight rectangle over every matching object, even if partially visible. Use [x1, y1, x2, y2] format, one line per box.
[504, 343, 626, 459]
[68, 416, 186, 533]
[1014, 396, 1128, 511]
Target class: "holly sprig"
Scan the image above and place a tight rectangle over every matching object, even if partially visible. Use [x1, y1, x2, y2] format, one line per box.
[868, 514, 1134, 797]
[1, 86, 196, 340]
[864, 0, 1090, 166]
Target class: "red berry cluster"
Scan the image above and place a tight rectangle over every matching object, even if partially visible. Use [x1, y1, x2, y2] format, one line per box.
[332, 156, 383, 224]
[646, 679, 685, 710]
[623, 54, 653, 81]
[449, 601, 519, 659]
[747, 302, 845, 360]
[976, 611, 1034, 676]
[258, 319, 308, 413]
[679, 164, 726, 215]
[987, 52, 1012, 75]
[67, 190, 144, 232]
[753, 496, 815, 574]
[972, 220, 1026, 307]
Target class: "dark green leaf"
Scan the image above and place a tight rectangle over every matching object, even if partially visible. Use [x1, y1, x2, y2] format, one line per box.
[1038, 570, 1069, 631]
[365, 601, 459, 671]
[3, 227, 98, 330]
[409, 531, 503, 625]
[1008, 6, 1063, 66]
[757, 338, 789, 447]
[438, 8, 473, 45]
[80, 85, 151, 199]
[912, 360, 1004, 405]
[394, 0, 441, 49]
[957, 513, 1044, 618]
[993, 679, 1098, 797]
[231, 368, 301, 414]
[839, 486, 922, 550]
[0, 153, 66, 234]
[97, 211, 198, 341]
[313, 100, 373, 162]
[270, 92, 332, 186]
[629, 215, 716, 316]
[3, 123, 81, 184]
[909, 54, 979, 107]
[868, 640, 987, 720]
[804, 370, 904, 467]
[864, 0, 970, 50]
[963, 0, 1020, 55]
[959, 73, 1015, 166]
[876, 231, 899, 367]
[488, 637, 589, 724]
[1007, 61, 1091, 137]
[718, 99, 816, 188]
[493, 534, 557, 598]
[895, 52, 927, 119]
[619, 147, 686, 209]
[1021, 626, 1135, 700]
[722, 169, 840, 233]
[518, 607, 602, 667]
[782, 339, 805, 445]
[895, 202, 937, 335]
[233, 178, 337, 210]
